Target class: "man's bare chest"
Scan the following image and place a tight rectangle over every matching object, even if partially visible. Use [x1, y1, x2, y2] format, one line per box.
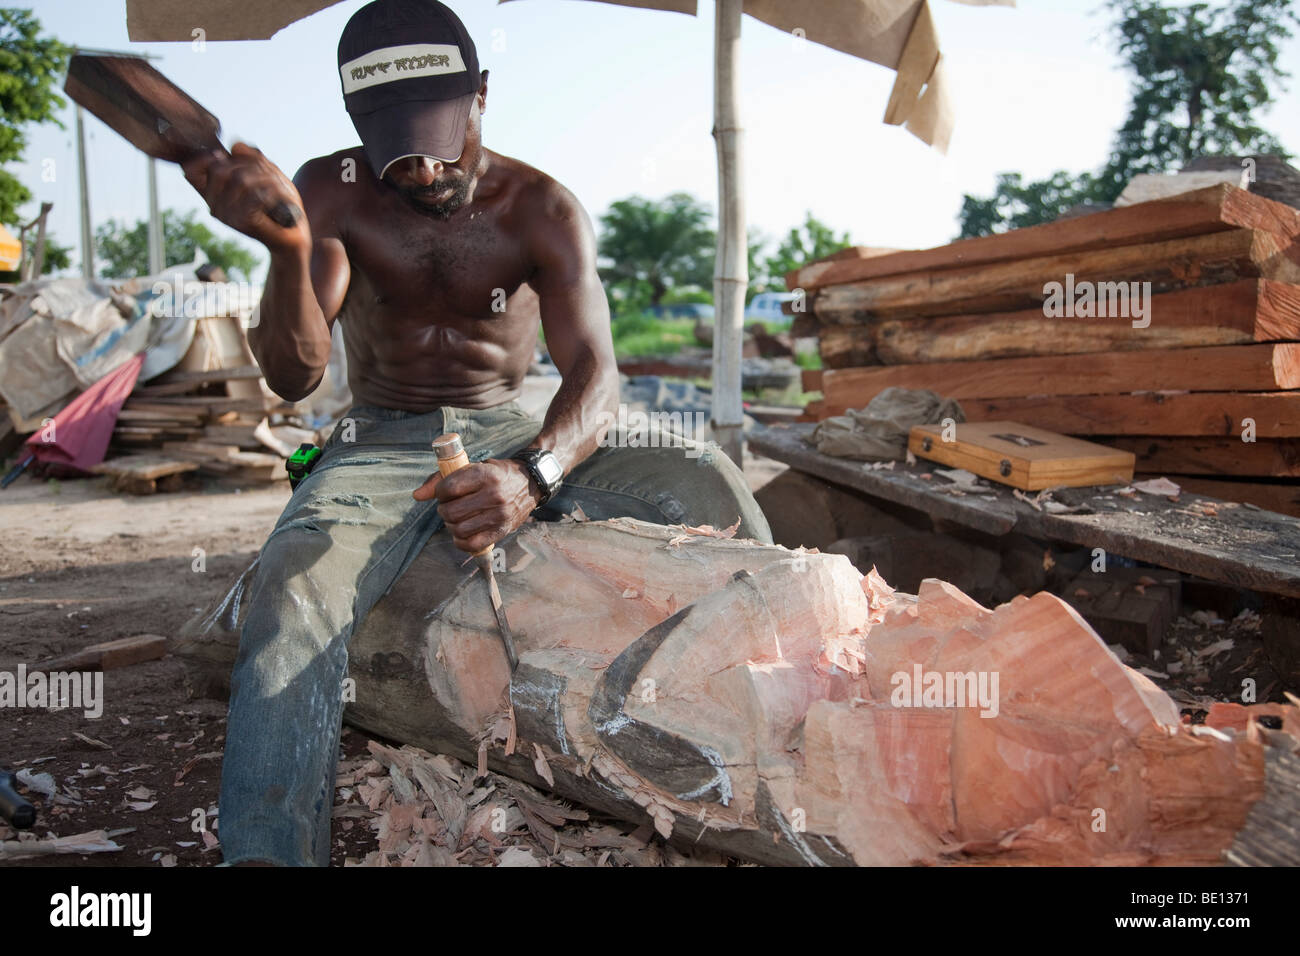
[344, 206, 534, 320]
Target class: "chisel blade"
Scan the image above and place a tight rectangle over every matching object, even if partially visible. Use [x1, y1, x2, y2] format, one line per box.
[478, 556, 519, 672]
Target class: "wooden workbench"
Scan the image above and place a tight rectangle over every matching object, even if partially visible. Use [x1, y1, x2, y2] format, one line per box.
[749, 423, 1300, 599]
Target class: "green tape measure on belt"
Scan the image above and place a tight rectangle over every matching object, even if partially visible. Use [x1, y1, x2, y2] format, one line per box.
[286, 443, 322, 489]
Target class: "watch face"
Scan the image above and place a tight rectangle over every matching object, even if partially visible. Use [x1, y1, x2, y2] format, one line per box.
[536, 452, 563, 486]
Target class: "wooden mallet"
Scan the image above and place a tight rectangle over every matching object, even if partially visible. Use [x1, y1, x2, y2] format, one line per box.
[64, 53, 301, 230]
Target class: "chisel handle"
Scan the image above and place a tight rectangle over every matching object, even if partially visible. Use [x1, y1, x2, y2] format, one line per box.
[212, 147, 302, 229]
[267, 201, 302, 229]
[431, 433, 491, 560]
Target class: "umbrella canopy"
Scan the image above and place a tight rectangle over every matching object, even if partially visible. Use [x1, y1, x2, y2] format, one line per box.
[126, 0, 344, 41]
[24, 352, 145, 474]
[501, 0, 1013, 152]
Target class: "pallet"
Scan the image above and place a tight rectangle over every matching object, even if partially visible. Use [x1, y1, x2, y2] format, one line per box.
[92, 454, 200, 495]
[160, 441, 286, 480]
[133, 364, 263, 398]
[93, 454, 199, 481]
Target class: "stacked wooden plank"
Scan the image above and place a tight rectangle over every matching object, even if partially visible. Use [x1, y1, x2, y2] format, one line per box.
[108, 369, 293, 484]
[102, 316, 307, 488]
[789, 184, 1300, 515]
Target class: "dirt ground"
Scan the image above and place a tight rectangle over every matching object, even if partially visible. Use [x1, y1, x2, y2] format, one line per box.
[1, 474, 296, 866]
[2, 456, 1285, 867]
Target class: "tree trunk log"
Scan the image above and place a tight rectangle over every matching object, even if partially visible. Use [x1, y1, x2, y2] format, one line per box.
[176, 517, 1299, 866]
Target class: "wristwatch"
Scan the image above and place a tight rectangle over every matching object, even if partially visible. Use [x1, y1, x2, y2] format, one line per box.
[513, 448, 564, 506]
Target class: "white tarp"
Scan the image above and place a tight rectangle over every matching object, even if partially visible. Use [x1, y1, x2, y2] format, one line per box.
[0, 262, 261, 432]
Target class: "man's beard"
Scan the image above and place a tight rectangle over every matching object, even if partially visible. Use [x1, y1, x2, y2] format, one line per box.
[394, 176, 471, 220]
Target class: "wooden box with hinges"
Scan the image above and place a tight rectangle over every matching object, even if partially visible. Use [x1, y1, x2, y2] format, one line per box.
[909, 421, 1135, 491]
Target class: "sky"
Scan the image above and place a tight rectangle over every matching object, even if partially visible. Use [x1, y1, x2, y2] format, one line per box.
[14, 0, 1300, 283]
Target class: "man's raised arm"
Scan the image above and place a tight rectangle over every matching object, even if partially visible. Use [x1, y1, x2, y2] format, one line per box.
[182, 146, 349, 401]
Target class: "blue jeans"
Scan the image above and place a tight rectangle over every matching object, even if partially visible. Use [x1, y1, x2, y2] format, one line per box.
[217, 402, 771, 865]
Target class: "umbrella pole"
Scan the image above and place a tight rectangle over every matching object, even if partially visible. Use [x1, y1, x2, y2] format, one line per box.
[710, 0, 746, 466]
[76, 104, 95, 279]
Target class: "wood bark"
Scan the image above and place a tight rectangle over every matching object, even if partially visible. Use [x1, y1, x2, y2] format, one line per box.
[815, 343, 1300, 416]
[814, 279, 1300, 369]
[1108, 437, 1300, 478]
[175, 517, 1300, 866]
[787, 184, 1300, 292]
[962, 392, 1300, 438]
[812, 230, 1300, 324]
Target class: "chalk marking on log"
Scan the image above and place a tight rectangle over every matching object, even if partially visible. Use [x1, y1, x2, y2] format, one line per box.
[594, 712, 633, 736]
[675, 745, 734, 804]
[771, 806, 825, 867]
[820, 835, 851, 861]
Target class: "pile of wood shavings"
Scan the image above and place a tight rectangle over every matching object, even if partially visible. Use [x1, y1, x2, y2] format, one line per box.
[336, 740, 733, 867]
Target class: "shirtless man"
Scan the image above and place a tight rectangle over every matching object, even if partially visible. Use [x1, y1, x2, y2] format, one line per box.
[183, 0, 770, 865]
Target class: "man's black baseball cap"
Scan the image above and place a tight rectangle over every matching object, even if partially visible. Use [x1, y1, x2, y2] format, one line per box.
[337, 0, 481, 179]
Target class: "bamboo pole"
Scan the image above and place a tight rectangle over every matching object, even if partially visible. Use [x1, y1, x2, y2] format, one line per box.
[76, 104, 94, 279]
[710, 0, 746, 466]
[147, 157, 164, 275]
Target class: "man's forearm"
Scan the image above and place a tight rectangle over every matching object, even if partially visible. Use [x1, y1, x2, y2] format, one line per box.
[248, 246, 334, 402]
[528, 348, 620, 477]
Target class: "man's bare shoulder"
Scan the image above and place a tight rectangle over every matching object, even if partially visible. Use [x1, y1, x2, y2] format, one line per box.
[488, 152, 593, 266]
[291, 148, 371, 238]
[294, 148, 370, 204]
[495, 153, 584, 221]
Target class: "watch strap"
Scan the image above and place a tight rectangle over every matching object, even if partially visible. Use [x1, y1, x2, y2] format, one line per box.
[513, 448, 561, 506]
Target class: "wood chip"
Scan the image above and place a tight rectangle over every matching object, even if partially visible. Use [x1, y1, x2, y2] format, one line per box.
[532, 743, 555, 788]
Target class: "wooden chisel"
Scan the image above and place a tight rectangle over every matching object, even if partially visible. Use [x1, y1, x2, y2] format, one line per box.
[63, 53, 301, 229]
[431, 433, 519, 671]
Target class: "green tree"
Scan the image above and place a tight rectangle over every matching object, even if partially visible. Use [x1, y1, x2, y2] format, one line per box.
[597, 193, 715, 310]
[95, 208, 260, 280]
[0, 9, 68, 228]
[37, 235, 71, 273]
[761, 212, 852, 292]
[959, 0, 1299, 237]
[0, 232, 71, 283]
